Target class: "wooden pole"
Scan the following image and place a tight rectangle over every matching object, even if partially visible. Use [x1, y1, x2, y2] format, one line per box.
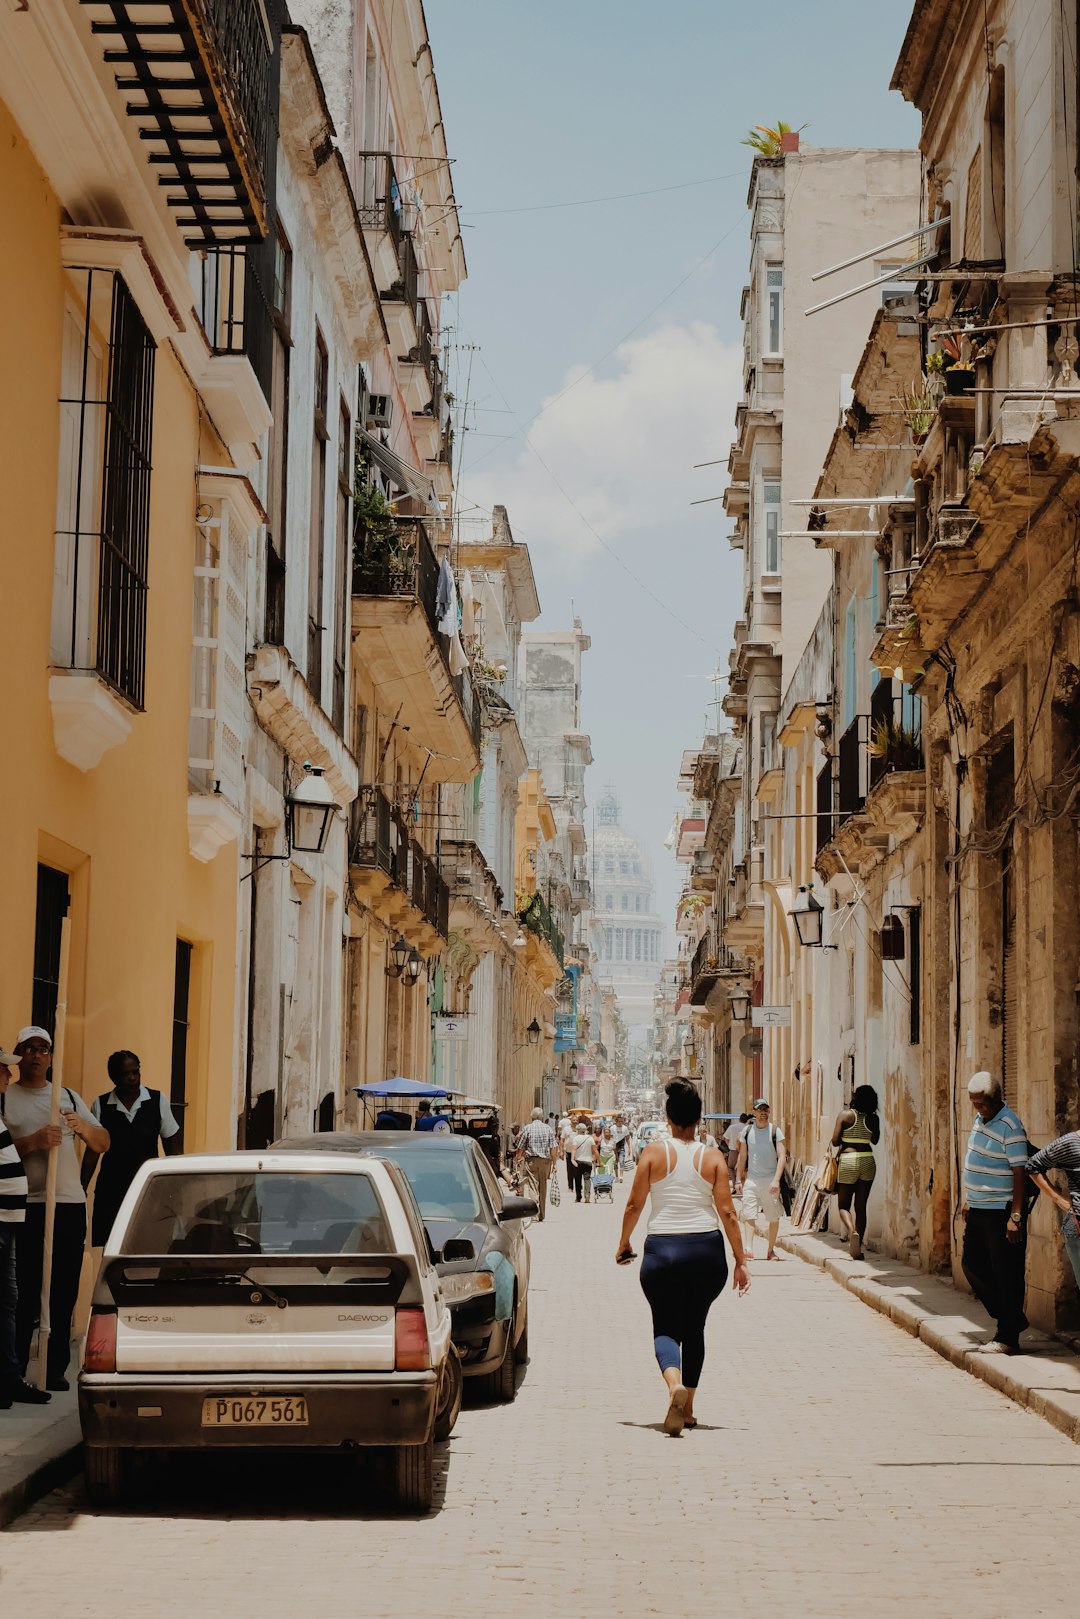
[37, 916, 71, 1391]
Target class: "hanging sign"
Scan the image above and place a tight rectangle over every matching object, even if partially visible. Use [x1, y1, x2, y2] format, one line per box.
[751, 1005, 792, 1028]
[433, 1017, 468, 1042]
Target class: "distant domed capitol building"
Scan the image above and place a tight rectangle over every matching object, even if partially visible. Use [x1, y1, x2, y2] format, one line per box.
[592, 788, 663, 1041]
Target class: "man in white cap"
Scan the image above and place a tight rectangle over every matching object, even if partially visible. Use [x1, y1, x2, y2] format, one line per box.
[5, 1027, 109, 1390]
[0, 1046, 50, 1407]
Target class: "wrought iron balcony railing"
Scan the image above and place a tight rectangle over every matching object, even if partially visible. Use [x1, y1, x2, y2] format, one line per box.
[83, 0, 280, 243]
[518, 889, 565, 969]
[352, 516, 482, 755]
[357, 151, 405, 253]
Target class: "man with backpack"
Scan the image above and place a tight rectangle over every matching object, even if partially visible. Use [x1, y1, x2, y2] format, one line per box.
[735, 1098, 787, 1261]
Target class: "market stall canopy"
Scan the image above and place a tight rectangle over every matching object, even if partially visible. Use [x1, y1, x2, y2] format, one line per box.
[354, 1078, 450, 1098]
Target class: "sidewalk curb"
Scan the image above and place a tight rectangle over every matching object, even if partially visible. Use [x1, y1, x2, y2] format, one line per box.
[780, 1231, 1080, 1445]
[0, 1415, 81, 1531]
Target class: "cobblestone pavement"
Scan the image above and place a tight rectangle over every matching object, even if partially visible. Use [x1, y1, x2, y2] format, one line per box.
[3, 1183, 1079, 1618]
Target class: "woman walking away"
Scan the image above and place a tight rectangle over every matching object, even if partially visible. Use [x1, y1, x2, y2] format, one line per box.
[831, 1084, 880, 1259]
[616, 1080, 750, 1435]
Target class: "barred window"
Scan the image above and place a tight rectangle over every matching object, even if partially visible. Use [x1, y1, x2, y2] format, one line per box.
[52, 269, 155, 708]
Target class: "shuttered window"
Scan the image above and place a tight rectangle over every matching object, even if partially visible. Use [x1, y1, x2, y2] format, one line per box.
[964, 147, 982, 260]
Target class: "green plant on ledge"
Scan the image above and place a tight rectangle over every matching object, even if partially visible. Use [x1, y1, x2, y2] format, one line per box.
[868, 718, 923, 773]
[353, 450, 404, 590]
[741, 120, 806, 156]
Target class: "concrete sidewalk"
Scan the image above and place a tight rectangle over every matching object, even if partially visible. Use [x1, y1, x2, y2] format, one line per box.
[781, 1226, 1080, 1442]
[0, 1353, 81, 1529]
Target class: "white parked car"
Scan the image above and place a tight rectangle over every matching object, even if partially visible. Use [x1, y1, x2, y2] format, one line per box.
[79, 1152, 464, 1512]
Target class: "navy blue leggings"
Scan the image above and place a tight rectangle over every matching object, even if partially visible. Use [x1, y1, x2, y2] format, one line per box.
[639, 1230, 728, 1388]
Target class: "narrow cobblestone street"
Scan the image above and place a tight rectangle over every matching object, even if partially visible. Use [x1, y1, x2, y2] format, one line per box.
[2, 1185, 1079, 1619]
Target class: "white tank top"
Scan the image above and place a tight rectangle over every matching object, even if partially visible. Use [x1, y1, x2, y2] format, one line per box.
[647, 1138, 720, 1235]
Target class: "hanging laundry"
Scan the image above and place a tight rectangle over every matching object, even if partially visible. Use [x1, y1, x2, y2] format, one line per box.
[460, 569, 477, 638]
[436, 556, 456, 634]
[478, 575, 509, 661]
[448, 631, 469, 676]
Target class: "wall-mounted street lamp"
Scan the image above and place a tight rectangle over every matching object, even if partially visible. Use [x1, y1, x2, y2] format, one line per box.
[568, 1058, 578, 1080]
[728, 987, 751, 1022]
[789, 884, 836, 950]
[525, 1017, 542, 1045]
[386, 936, 424, 988]
[287, 764, 338, 854]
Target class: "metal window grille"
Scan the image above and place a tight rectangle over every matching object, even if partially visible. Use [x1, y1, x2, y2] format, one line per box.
[32, 865, 71, 1037]
[54, 269, 155, 707]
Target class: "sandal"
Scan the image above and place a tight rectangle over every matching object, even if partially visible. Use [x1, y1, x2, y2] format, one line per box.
[663, 1385, 688, 1435]
[683, 1416, 698, 1429]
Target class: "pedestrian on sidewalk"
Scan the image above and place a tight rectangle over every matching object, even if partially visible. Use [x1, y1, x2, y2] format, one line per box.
[831, 1084, 880, 1260]
[558, 1114, 575, 1193]
[0, 1048, 50, 1409]
[723, 1114, 749, 1183]
[5, 1026, 109, 1390]
[961, 1071, 1030, 1355]
[613, 1114, 630, 1182]
[518, 1108, 557, 1221]
[1025, 1131, 1080, 1292]
[80, 1051, 182, 1247]
[735, 1099, 787, 1261]
[572, 1118, 597, 1203]
[615, 1079, 750, 1435]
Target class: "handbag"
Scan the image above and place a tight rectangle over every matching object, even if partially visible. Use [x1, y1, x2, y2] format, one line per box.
[814, 1149, 839, 1196]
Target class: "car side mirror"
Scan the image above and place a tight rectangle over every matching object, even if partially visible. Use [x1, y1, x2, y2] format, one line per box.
[498, 1196, 538, 1222]
[441, 1237, 476, 1262]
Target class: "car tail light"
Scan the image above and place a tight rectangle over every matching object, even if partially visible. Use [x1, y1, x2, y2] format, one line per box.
[395, 1308, 430, 1371]
[84, 1309, 117, 1373]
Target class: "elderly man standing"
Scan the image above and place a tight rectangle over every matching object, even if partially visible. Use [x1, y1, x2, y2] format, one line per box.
[517, 1108, 557, 1221]
[962, 1070, 1030, 1355]
[0, 1047, 50, 1407]
[5, 1027, 109, 1390]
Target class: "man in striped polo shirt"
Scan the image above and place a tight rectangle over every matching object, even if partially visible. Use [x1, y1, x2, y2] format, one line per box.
[0, 1048, 50, 1407]
[962, 1070, 1030, 1355]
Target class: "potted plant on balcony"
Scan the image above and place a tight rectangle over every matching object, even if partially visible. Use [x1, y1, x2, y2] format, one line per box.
[900, 381, 937, 446]
[352, 460, 403, 592]
[868, 717, 923, 775]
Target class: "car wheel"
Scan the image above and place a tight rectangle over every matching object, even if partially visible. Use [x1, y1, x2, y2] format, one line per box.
[393, 1434, 434, 1513]
[84, 1445, 128, 1508]
[434, 1345, 463, 1440]
[513, 1301, 529, 1365]
[483, 1314, 516, 1402]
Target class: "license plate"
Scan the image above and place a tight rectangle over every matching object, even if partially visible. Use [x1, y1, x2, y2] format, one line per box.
[201, 1396, 309, 1428]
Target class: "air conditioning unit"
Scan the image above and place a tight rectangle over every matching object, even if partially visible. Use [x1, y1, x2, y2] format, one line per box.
[366, 394, 392, 429]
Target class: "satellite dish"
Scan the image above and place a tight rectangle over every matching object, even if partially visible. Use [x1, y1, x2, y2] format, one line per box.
[739, 1031, 763, 1058]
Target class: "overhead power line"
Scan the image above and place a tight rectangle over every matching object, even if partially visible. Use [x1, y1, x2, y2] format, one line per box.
[464, 168, 749, 217]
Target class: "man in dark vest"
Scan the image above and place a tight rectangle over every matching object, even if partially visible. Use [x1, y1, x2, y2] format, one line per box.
[81, 1051, 182, 1247]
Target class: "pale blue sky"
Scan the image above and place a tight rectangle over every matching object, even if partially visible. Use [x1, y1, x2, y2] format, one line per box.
[427, 1, 921, 927]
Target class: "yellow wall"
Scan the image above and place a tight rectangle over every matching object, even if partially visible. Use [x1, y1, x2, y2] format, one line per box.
[0, 99, 237, 1145]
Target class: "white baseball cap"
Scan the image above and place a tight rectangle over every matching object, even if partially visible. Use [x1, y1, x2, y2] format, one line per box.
[0, 1049, 21, 1067]
[15, 1026, 53, 1048]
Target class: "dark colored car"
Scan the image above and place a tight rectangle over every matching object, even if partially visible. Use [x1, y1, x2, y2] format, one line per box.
[276, 1133, 536, 1402]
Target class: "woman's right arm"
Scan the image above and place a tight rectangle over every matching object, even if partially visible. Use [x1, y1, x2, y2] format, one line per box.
[616, 1147, 654, 1259]
[830, 1110, 853, 1149]
[708, 1151, 750, 1292]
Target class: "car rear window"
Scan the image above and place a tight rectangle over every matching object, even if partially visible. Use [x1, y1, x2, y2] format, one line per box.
[370, 1146, 482, 1221]
[120, 1171, 392, 1256]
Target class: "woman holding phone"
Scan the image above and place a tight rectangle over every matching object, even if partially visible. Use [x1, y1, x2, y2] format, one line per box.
[616, 1079, 750, 1434]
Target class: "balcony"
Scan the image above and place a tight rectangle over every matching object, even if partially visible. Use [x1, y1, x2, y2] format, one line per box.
[349, 787, 447, 952]
[381, 232, 419, 357]
[690, 847, 716, 894]
[82, 0, 279, 244]
[570, 875, 591, 913]
[193, 243, 274, 442]
[398, 300, 435, 412]
[518, 889, 565, 970]
[690, 935, 747, 1008]
[357, 150, 405, 289]
[351, 516, 482, 782]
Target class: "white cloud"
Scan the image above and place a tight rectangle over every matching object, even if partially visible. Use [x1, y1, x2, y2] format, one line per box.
[460, 321, 743, 565]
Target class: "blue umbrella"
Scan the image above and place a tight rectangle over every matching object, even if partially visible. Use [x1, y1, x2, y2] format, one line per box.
[354, 1078, 451, 1098]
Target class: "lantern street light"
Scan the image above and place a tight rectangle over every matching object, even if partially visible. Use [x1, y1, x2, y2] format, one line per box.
[526, 1017, 541, 1045]
[789, 883, 829, 949]
[287, 764, 337, 854]
[728, 987, 751, 1022]
[402, 947, 424, 989]
[386, 936, 411, 979]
